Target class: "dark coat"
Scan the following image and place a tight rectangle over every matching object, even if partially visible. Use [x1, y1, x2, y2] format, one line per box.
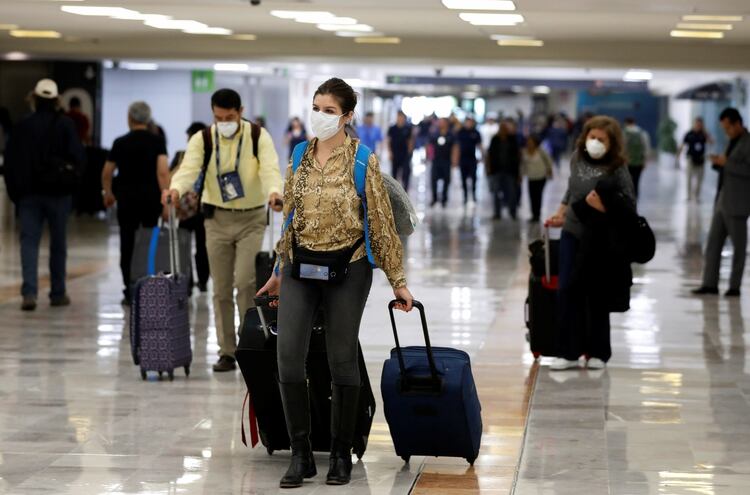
[571, 175, 639, 312]
[487, 135, 520, 176]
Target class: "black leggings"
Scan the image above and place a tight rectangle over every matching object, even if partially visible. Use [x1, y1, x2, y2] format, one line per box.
[277, 258, 373, 386]
[527, 178, 546, 221]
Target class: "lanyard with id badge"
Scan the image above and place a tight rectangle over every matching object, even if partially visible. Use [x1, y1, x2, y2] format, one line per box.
[215, 123, 246, 203]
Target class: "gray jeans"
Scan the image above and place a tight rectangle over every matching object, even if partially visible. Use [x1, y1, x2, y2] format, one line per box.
[277, 258, 373, 386]
[702, 207, 748, 290]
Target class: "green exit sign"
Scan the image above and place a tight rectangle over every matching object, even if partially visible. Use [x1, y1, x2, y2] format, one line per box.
[192, 70, 215, 93]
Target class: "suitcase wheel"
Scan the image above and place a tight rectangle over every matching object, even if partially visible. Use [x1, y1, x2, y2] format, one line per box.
[158, 371, 163, 378]
[168, 370, 175, 381]
[184, 365, 190, 377]
[140, 369, 147, 380]
[267, 447, 274, 456]
[533, 352, 541, 359]
[401, 456, 410, 464]
[467, 456, 476, 466]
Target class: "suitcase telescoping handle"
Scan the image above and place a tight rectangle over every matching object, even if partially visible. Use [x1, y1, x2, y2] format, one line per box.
[166, 197, 181, 277]
[388, 299, 441, 388]
[543, 225, 551, 284]
[253, 295, 279, 339]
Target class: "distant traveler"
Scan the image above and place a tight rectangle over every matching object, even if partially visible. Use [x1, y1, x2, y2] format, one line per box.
[521, 135, 554, 222]
[256, 77, 413, 489]
[678, 117, 713, 201]
[102, 101, 169, 305]
[164, 88, 283, 373]
[693, 108, 750, 298]
[487, 121, 521, 219]
[66, 96, 90, 145]
[356, 111, 383, 156]
[623, 117, 650, 198]
[546, 116, 636, 370]
[387, 111, 414, 190]
[546, 116, 569, 168]
[3, 78, 85, 311]
[171, 121, 210, 292]
[456, 117, 483, 206]
[430, 118, 457, 208]
[479, 114, 499, 151]
[285, 117, 307, 160]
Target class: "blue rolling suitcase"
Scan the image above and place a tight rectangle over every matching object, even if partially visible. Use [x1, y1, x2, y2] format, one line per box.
[381, 300, 482, 465]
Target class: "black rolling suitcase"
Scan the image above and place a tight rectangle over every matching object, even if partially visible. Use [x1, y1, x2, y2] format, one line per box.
[236, 297, 375, 458]
[525, 227, 559, 358]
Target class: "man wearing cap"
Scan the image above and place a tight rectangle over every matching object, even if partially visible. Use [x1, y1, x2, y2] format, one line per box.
[164, 88, 283, 373]
[101, 101, 170, 305]
[3, 78, 85, 311]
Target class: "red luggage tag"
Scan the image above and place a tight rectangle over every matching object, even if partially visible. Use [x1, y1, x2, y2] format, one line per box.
[542, 275, 559, 290]
[241, 391, 260, 448]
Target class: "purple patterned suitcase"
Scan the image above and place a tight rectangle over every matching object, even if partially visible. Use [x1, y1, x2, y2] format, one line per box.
[130, 204, 192, 380]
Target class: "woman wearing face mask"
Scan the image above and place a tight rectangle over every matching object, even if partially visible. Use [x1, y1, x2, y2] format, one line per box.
[545, 116, 635, 371]
[257, 78, 414, 489]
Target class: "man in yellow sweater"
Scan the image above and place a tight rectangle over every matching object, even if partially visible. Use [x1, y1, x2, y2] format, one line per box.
[164, 89, 283, 372]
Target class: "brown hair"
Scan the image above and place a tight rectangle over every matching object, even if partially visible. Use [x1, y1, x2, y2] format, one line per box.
[314, 78, 357, 115]
[575, 115, 625, 168]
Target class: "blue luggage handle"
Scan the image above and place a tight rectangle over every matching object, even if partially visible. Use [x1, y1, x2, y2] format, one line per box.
[388, 299, 442, 391]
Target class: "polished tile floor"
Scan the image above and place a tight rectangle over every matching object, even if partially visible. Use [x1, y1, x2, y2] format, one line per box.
[0, 154, 747, 494]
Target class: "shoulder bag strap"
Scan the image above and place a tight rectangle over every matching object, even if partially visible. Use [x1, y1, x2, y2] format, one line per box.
[353, 144, 376, 267]
[251, 122, 261, 161]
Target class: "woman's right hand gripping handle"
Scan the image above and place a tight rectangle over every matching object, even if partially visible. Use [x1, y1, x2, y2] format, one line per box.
[545, 204, 567, 228]
[257, 273, 281, 309]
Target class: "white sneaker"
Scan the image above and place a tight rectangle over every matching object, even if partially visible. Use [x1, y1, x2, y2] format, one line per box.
[549, 358, 580, 371]
[586, 358, 606, 370]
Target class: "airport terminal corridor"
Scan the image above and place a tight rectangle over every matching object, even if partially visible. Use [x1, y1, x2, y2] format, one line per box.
[1, 157, 748, 494]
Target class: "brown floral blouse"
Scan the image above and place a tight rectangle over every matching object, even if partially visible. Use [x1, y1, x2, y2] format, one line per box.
[276, 136, 406, 289]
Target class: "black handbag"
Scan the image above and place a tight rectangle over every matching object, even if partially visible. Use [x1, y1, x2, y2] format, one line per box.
[629, 216, 656, 264]
[291, 238, 364, 284]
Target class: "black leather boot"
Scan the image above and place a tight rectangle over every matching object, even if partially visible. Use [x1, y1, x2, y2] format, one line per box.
[326, 384, 360, 486]
[279, 381, 317, 489]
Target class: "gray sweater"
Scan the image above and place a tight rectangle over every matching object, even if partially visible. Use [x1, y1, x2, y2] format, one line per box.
[561, 153, 636, 238]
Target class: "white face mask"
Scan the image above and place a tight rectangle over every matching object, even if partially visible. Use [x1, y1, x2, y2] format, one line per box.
[217, 121, 239, 139]
[310, 110, 344, 142]
[586, 138, 607, 159]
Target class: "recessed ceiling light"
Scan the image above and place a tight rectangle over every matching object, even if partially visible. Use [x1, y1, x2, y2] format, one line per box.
[229, 34, 258, 41]
[336, 31, 384, 37]
[443, 0, 515, 10]
[354, 37, 401, 44]
[670, 29, 724, 39]
[10, 30, 62, 38]
[459, 13, 524, 26]
[682, 15, 743, 22]
[0, 24, 19, 30]
[676, 23, 733, 30]
[491, 34, 534, 41]
[497, 39, 543, 47]
[144, 19, 208, 30]
[318, 24, 373, 32]
[184, 27, 233, 35]
[61, 6, 141, 17]
[120, 62, 159, 71]
[4, 51, 29, 60]
[214, 63, 250, 72]
[533, 86, 551, 94]
[296, 16, 357, 25]
[270, 10, 334, 20]
[623, 69, 653, 81]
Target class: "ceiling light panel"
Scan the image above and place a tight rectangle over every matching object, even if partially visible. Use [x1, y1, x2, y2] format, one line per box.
[214, 63, 250, 72]
[354, 37, 401, 44]
[459, 13, 524, 25]
[144, 19, 208, 30]
[676, 23, 733, 30]
[296, 16, 356, 25]
[61, 6, 140, 17]
[184, 27, 233, 35]
[270, 10, 334, 20]
[682, 15, 743, 22]
[318, 24, 373, 32]
[443, 0, 515, 10]
[120, 62, 159, 70]
[670, 30, 724, 39]
[229, 34, 257, 41]
[336, 31, 384, 37]
[497, 39, 543, 47]
[623, 69, 653, 81]
[10, 30, 62, 38]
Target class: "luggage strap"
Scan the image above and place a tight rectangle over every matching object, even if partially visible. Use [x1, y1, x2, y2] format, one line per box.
[241, 390, 259, 448]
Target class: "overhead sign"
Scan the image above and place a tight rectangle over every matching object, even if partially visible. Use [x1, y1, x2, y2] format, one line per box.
[192, 70, 215, 93]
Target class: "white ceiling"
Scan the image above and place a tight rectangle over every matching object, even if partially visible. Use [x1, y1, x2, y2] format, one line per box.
[1, 0, 749, 68]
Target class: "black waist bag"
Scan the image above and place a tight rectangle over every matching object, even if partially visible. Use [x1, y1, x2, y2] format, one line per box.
[291, 238, 364, 284]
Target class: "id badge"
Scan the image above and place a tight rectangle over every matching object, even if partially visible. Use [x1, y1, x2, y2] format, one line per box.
[300, 263, 329, 281]
[218, 171, 245, 202]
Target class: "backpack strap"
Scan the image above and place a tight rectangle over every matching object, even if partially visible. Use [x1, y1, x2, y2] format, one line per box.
[195, 127, 212, 198]
[354, 144, 376, 267]
[250, 122, 261, 161]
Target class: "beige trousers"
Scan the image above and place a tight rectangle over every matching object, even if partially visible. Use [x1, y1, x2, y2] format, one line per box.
[204, 207, 265, 358]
